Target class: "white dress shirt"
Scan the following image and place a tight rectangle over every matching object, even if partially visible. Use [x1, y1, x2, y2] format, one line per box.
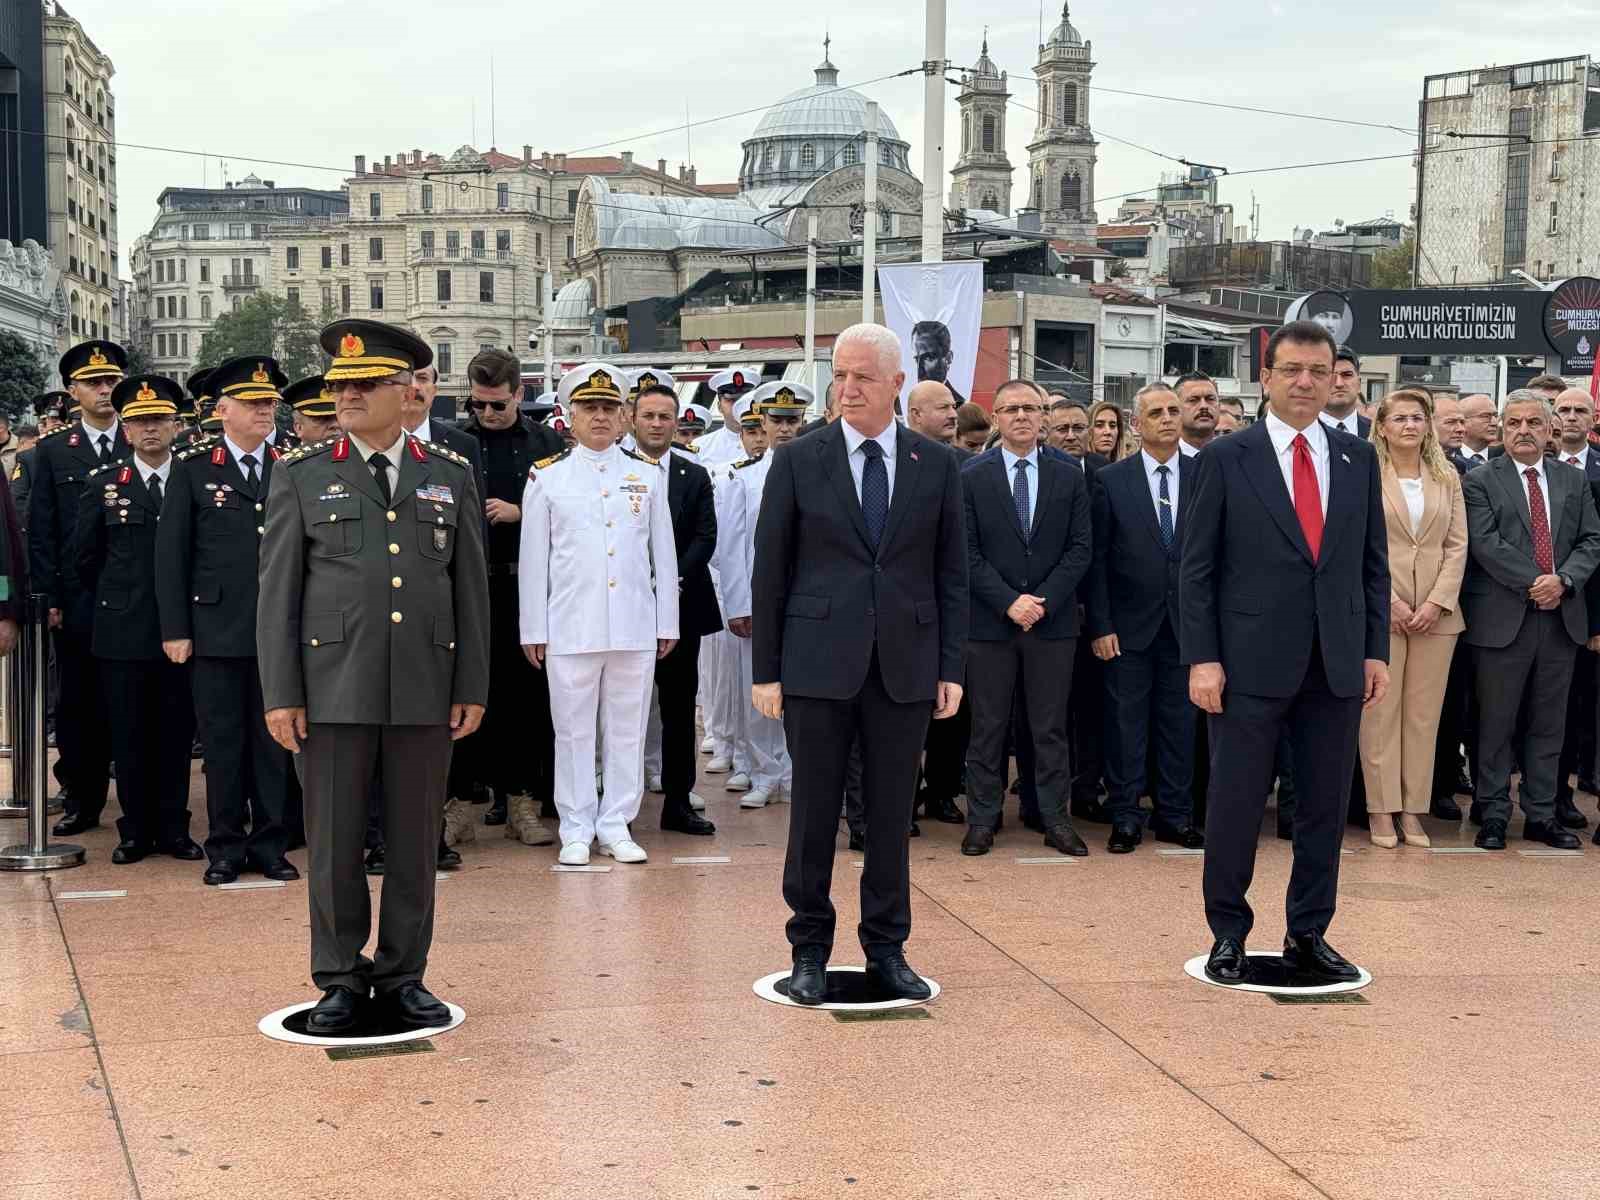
[1319, 409, 1363, 437]
[347, 431, 405, 497]
[1560, 444, 1592, 472]
[406, 417, 433, 445]
[1513, 455, 1552, 536]
[840, 417, 898, 505]
[132, 454, 172, 492]
[1263, 410, 1330, 518]
[999, 445, 1039, 525]
[80, 418, 120, 458]
[1459, 444, 1490, 468]
[223, 434, 274, 485]
[1177, 438, 1201, 458]
[1141, 449, 1180, 520]
[1398, 475, 1425, 535]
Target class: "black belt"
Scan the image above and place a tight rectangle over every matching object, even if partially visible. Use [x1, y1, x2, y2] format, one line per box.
[488, 562, 519, 577]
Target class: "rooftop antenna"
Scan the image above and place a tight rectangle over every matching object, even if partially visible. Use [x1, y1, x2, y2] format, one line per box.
[1038, 1, 1044, 46]
[490, 55, 497, 149]
[686, 100, 692, 174]
[471, 98, 477, 147]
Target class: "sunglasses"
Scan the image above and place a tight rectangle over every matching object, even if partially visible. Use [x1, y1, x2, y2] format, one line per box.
[466, 399, 512, 412]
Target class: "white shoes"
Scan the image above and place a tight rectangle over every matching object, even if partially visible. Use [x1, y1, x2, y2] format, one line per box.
[598, 838, 648, 864]
[740, 788, 772, 809]
[700, 735, 716, 754]
[688, 792, 706, 812]
[705, 756, 732, 774]
[646, 774, 664, 793]
[725, 772, 752, 792]
[442, 797, 476, 846]
[558, 842, 591, 866]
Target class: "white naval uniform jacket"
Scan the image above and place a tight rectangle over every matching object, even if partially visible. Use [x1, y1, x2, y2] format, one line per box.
[517, 442, 679, 654]
[713, 452, 773, 623]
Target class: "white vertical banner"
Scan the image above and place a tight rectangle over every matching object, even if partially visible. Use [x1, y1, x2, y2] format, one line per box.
[877, 260, 983, 409]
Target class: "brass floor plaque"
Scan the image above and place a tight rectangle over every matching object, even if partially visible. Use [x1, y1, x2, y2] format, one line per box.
[325, 1039, 437, 1061]
[831, 1007, 933, 1024]
[1268, 992, 1370, 1006]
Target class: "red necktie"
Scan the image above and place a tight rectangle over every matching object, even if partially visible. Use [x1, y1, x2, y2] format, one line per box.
[1292, 434, 1323, 561]
[1567, 456, 1581, 467]
[1525, 467, 1554, 575]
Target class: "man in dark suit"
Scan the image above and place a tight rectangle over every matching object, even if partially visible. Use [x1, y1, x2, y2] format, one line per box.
[1461, 390, 1600, 851]
[635, 383, 720, 834]
[1320, 346, 1372, 439]
[31, 341, 130, 837]
[1455, 394, 1497, 471]
[959, 378, 1090, 856]
[1088, 383, 1203, 853]
[1181, 320, 1390, 985]
[1551, 386, 1600, 823]
[752, 323, 968, 1005]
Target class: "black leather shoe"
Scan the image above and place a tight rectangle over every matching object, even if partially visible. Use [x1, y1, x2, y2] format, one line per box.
[1523, 820, 1581, 849]
[1043, 825, 1089, 856]
[788, 953, 827, 1006]
[379, 981, 451, 1029]
[161, 838, 204, 861]
[258, 858, 301, 882]
[1469, 801, 1486, 827]
[1429, 795, 1463, 821]
[1553, 798, 1589, 830]
[1149, 819, 1205, 848]
[865, 952, 932, 1001]
[436, 844, 462, 870]
[1070, 795, 1109, 824]
[923, 794, 964, 824]
[202, 861, 240, 885]
[847, 831, 864, 852]
[110, 840, 148, 865]
[960, 825, 994, 856]
[1204, 937, 1248, 984]
[364, 846, 385, 875]
[306, 985, 366, 1035]
[1107, 822, 1141, 854]
[51, 814, 98, 837]
[1275, 823, 1293, 841]
[661, 804, 716, 835]
[1282, 932, 1361, 983]
[483, 799, 507, 826]
[1474, 819, 1507, 850]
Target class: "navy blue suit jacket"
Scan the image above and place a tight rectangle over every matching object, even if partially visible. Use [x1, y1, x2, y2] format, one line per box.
[960, 446, 1090, 641]
[1179, 418, 1390, 700]
[1087, 452, 1187, 651]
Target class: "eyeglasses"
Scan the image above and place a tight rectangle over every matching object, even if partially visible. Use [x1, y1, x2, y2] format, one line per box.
[466, 399, 511, 412]
[995, 404, 1043, 416]
[1269, 364, 1333, 381]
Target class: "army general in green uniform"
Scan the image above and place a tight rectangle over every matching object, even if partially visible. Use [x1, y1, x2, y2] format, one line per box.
[257, 319, 489, 1034]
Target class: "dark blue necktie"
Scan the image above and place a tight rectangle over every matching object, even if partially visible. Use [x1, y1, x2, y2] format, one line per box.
[1012, 459, 1031, 539]
[860, 438, 888, 549]
[1156, 464, 1175, 550]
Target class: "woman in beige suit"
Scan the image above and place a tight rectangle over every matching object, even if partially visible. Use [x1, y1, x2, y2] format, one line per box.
[1360, 388, 1468, 847]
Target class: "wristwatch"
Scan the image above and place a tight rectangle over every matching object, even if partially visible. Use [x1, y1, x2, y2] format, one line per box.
[1559, 572, 1574, 594]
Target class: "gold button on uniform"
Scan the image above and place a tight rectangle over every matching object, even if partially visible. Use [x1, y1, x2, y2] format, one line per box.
[608, 580, 616, 589]
[600, 489, 609, 497]
[448, 641, 456, 650]
[391, 576, 402, 588]
[389, 543, 400, 554]
[386, 511, 397, 523]
[607, 548, 615, 556]
[257, 526, 264, 534]
[310, 638, 320, 647]
[255, 502, 263, 512]
[606, 520, 613, 528]
[329, 513, 337, 521]
[391, 611, 403, 624]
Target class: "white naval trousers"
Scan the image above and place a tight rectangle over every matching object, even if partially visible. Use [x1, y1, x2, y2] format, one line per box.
[734, 635, 791, 794]
[643, 685, 663, 778]
[548, 649, 656, 848]
[698, 634, 726, 751]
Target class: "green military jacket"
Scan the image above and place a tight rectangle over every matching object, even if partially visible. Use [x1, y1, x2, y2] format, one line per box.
[256, 432, 489, 725]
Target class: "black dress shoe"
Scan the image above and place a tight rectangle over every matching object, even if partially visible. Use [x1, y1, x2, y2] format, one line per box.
[51, 814, 98, 837]
[160, 837, 204, 861]
[1043, 824, 1089, 856]
[306, 985, 367, 1035]
[257, 858, 301, 881]
[110, 840, 148, 865]
[1429, 795, 1463, 821]
[364, 846, 385, 875]
[847, 831, 864, 852]
[436, 844, 462, 870]
[661, 804, 716, 835]
[1275, 823, 1293, 841]
[483, 799, 507, 826]
[1106, 822, 1141, 854]
[788, 953, 827, 1006]
[1523, 820, 1581, 849]
[960, 825, 994, 856]
[1553, 798, 1589, 830]
[1204, 937, 1248, 984]
[924, 794, 964, 824]
[202, 861, 240, 885]
[865, 952, 932, 1001]
[1474, 819, 1507, 850]
[1469, 801, 1486, 827]
[1070, 795, 1109, 824]
[1282, 932, 1361, 983]
[1149, 819, 1205, 849]
[378, 981, 452, 1029]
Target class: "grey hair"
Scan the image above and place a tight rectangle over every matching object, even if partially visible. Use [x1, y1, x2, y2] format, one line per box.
[1133, 381, 1178, 417]
[835, 322, 903, 375]
[1502, 388, 1554, 423]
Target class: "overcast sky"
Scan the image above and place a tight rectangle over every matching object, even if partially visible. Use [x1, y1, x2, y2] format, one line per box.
[68, 0, 1595, 269]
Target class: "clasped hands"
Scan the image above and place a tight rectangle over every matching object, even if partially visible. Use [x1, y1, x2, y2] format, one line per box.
[753, 679, 964, 721]
[1528, 574, 1565, 611]
[1387, 598, 1444, 635]
[1007, 593, 1046, 631]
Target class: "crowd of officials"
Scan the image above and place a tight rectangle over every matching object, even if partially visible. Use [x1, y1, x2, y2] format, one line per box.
[4, 313, 1599, 1020]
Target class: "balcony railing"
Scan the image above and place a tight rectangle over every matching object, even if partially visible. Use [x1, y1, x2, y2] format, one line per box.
[221, 274, 260, 289]
[409, 245, 516, 264]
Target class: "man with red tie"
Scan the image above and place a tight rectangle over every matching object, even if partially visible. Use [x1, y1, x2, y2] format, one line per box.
[1181, 319, 1391, 986]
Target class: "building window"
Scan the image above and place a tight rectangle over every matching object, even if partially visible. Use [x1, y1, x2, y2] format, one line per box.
[437, 270, 452, 301]
[479, 271, 494, 303]
[843, 142, 857, 166]
[421, 183, 433, 211]
[286, 287, 300, 308]
[961, 113, 969, 155]
[982, 113, 996, 152]
[199, 259, 210, 282]
[370, 281, 384, 310]
[761, 144, 773, 171]
[497, 183, 509, 208]
[1061, 84, 1077, 125]
[800, 143, 816, 170]
[1061, 172, 1082, 212]
[1502, 108, 1531, 269]
[535, 232, 542, 256]
[340, 243, 351, 266]
[340, 283, 351, 313]
[179, 259, 187, 281]
[156, 296, 165, 318]
[157, 333, 165, 356]
[231, 295, 241, 312]
[228, 222, 245, 239]
[421, 230, 435, 256]
[496, 229, 511, 255]
[180, 296, 188, 318]
[251, 224, 268, 239]
[1548, 200, 1559, 235]
[286, 247, 300, 270]
[181, 332, 189, 357]
[192, 224, 209, 240]
[566, 235, 574, 259]
[982, 189, 998, 211]
[201, 295, 211, 319]
[471, 230, 485, 255]
[446, 230, 460, 255]
[1425, 124, 1441, 149]
[321, 245, 332, 269]
[437, 343, 452, 376]
[369, 192, 381, 217]
[880, 143, 892, 166]
[369, 237, 383, 262]
[321, 285, 333, 311]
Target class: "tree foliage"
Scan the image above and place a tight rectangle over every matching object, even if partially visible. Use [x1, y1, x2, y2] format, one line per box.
[0, 331, 51, 422]
[1370, 234, 1415, 290]
[196, 293, 327, 381]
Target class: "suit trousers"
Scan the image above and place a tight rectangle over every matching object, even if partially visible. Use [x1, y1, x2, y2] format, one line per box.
[1069, 635, 1108, 803]
[920, 691, 970, 803]
[192, 656, 290, 868]
[1432, 638, 1477, 799]
[54, 629, 111, 821]
[1103, 621, 1195, 828]
[1203, 640, 1361, 942]
[479, 574, 552, 800]
[1556, 646, 1598, 804]
[965, 634, 1076, 830]
[99, 658, 195, 847]
[783, 652, 931, 959]
[548, 649, 654, 847]
[302, 722, 451, 993]
[1358, 630, 1457, 814]
[652, 633, 702, 803]
[1473, 610, 1577, 827]
[734, 635, 791, 793]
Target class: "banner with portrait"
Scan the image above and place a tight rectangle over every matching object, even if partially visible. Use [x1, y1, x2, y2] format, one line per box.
[877, 260, 983, 409]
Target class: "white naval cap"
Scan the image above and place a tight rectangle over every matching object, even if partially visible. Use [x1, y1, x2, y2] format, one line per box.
[707, 366, 760, 395]
[557, 362, 627, 406]
[749, 379, 814, 414]
[679, 401, 711, 428]
[627, 367, 677, 398]
[732, 393, 760, 426]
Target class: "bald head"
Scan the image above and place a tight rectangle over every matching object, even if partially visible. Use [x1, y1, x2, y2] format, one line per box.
[1432, 393, 1464, 452]
[1553, 387, 1598, 453]
[1458, 393, 1497, 453]
[906, 380, 957, 443]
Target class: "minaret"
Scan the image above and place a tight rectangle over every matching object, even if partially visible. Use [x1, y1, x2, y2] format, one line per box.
[949, 31, 1014, 216]
[1026, 4, 1098, 240]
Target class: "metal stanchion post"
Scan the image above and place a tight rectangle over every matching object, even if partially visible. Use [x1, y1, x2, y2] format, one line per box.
[0, 645, 11, 755]
[0, 595, 83, 869]
[0, 595, 61, 820]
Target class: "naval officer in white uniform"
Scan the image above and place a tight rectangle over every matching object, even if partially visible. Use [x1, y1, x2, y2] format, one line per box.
[519, 363, 679, 865]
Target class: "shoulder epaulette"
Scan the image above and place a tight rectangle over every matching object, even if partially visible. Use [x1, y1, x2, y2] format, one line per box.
[683, 440, 700, 454]
[280, 436, 336, 466]
[88, 461, 120, 478]
[175, 435, 221, 462]
[531, 448, 570, 471]
[423, 440, 469, 468]
[39, 425, 69, 442]
[621, 446, 661, 467]
[732, 454, 763, 470]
